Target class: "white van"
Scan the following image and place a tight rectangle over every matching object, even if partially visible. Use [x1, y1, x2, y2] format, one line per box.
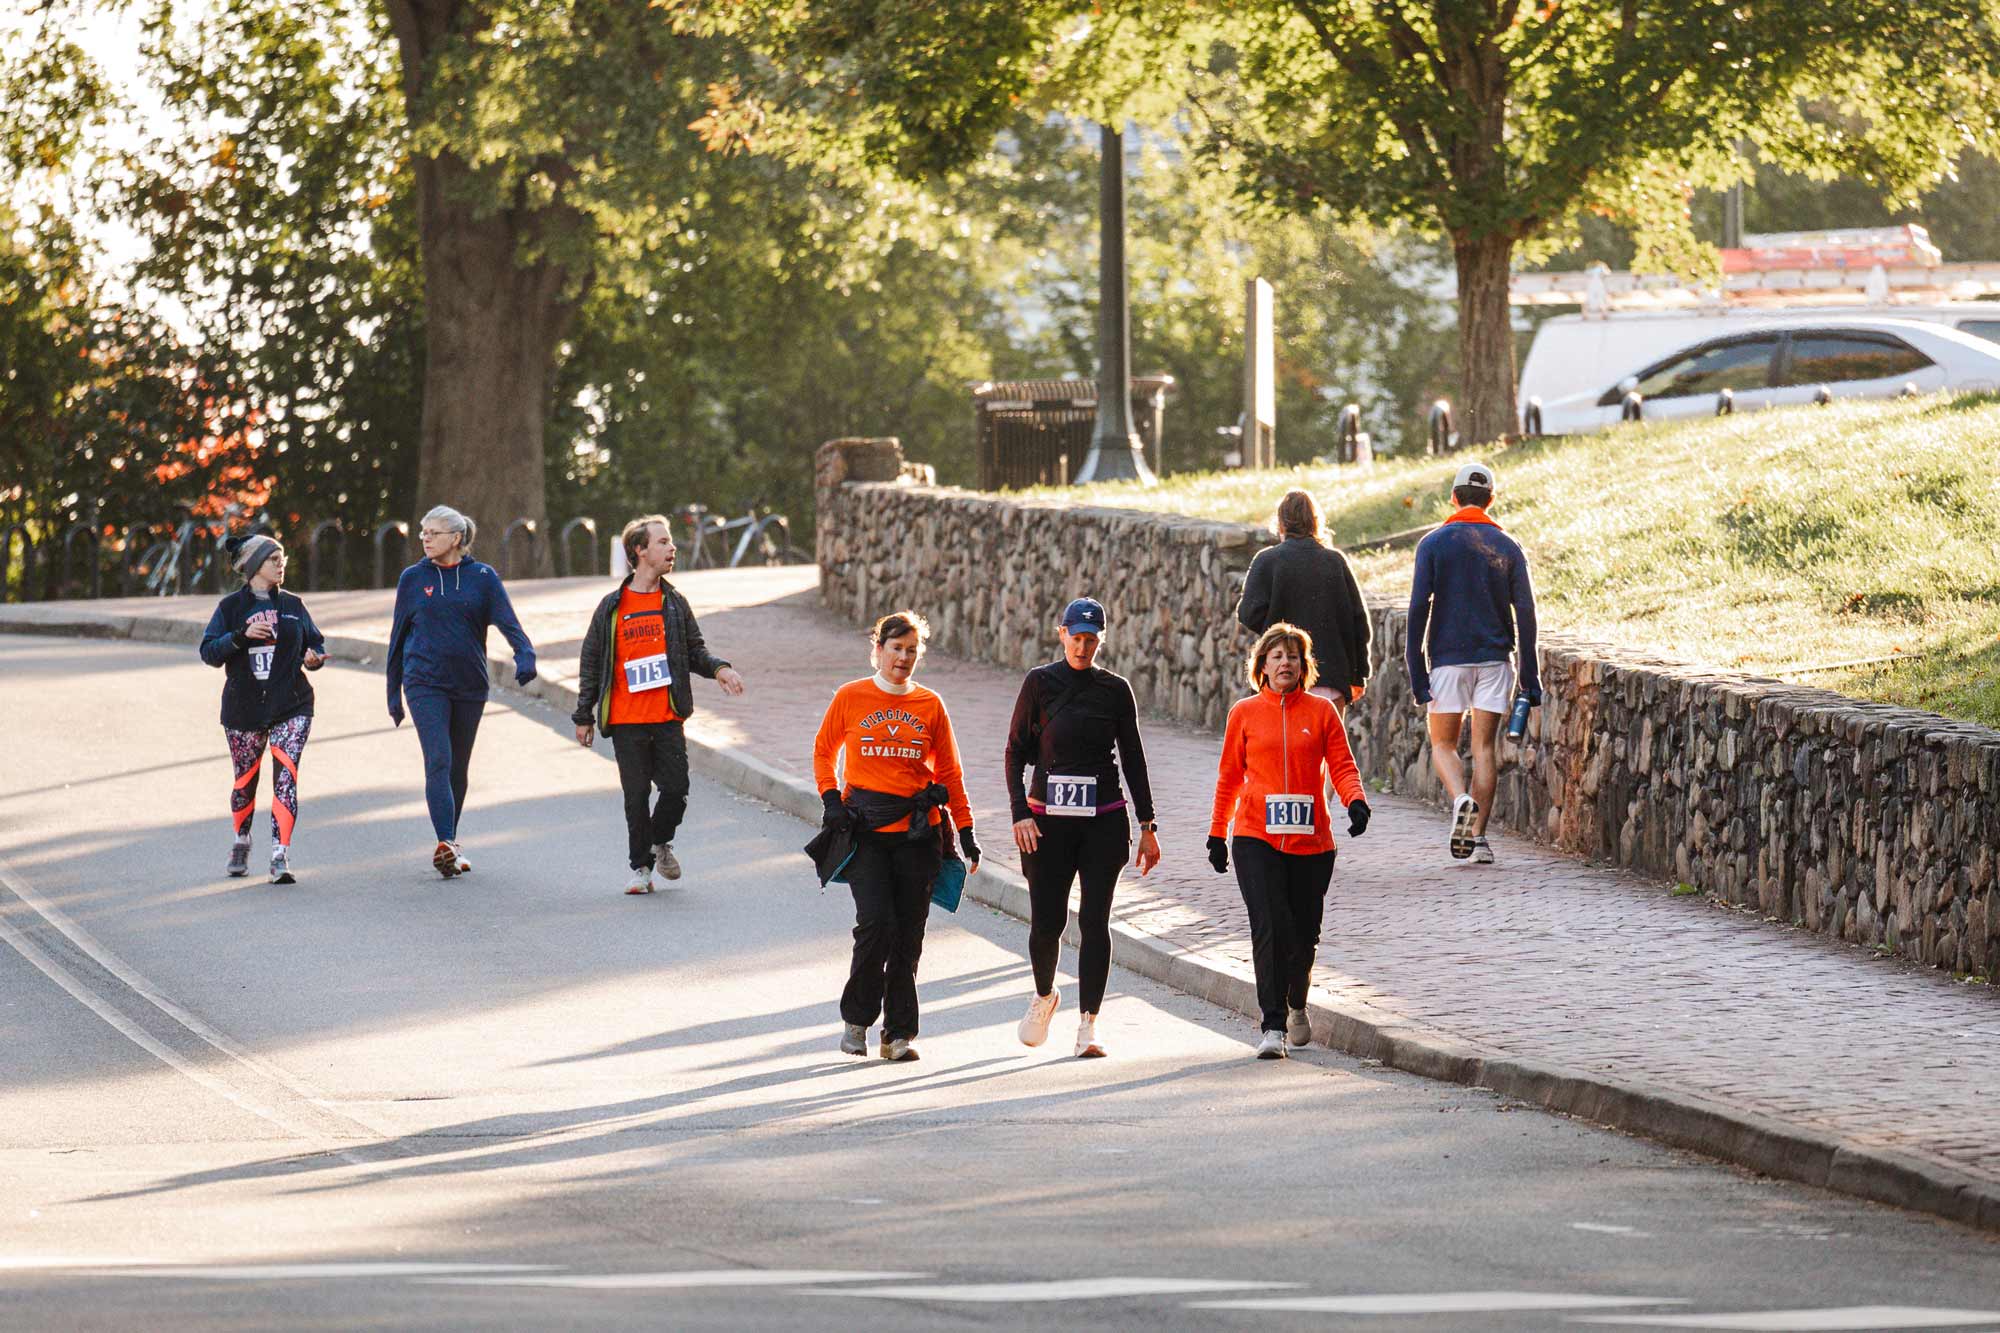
[1518, 304, 2000, 426]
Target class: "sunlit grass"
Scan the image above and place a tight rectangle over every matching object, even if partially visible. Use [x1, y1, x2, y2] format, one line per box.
[1009, 395, 2000, 727]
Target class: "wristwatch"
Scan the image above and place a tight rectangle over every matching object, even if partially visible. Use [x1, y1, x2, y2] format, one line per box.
[1138, 820, 1158, 833]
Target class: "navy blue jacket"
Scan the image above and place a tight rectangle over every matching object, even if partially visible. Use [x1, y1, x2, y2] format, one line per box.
[199, 586, 326, 731]
[1405, 515, 1541, 705]
[385, 558, 536, 717]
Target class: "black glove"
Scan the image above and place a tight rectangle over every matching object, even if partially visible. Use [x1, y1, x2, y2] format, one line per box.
[1347, 799, 1371, 838]
[820, 789, 845, 830]
[1206, 835, 1229, 875]
[960, 826, 981, 864]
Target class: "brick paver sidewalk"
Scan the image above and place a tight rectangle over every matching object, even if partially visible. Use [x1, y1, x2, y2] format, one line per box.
[16, 569, 2000, 1195]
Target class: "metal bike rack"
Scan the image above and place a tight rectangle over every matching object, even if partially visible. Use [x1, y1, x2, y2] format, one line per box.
[372, 520, 411, 588]
[1716, 388, 1735, 416]
[1813, 385, 1834, 406]
[308, 519, 345, 592]
[60, 521, 102, 600]
[2, 524, 36, 602]
[558, 517, 597, 578]
[1521, 397, 1545, 437]
[500, 518, 539, 578]
[1338, 404, 1373, 463]
[1621, 390, 1644, 422]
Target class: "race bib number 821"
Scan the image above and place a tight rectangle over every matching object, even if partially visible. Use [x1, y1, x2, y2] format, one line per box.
[1044, 774, 1097, 816]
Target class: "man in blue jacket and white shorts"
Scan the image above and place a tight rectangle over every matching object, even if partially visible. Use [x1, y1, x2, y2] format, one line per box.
[1405, 461, 1540, 865]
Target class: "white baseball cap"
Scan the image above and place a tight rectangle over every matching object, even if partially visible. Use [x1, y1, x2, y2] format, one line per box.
[1451, 461, 1495, 491]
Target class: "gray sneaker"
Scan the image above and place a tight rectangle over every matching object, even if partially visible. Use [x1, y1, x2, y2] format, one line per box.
[226, 840, 251, 878]
[268, 847, 295, 885]
[1471, 837, 1495, 865]
[840, 1023, 868, 1056]
[1285, 1007, 1312, 1048]
[652, 843, 682, 882]
[879, 1036, 920, 1062]
[1255, 1030, 1288, 1060]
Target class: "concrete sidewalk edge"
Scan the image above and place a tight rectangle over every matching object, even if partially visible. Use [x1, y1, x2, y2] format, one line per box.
[4, 604, 1994, 1235]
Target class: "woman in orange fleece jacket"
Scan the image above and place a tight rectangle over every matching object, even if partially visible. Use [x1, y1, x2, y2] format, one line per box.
[1208, 622, 1372, 1059]
[812, 610, 980, 1063]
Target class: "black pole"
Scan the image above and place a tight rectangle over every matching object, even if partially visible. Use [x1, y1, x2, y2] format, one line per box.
[1073, 122, 1154, 485]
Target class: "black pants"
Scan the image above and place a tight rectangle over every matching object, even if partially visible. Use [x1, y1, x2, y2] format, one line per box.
[611, 722, 690, 869]
[1233, 836, 1336, 1032]
[840, 830, 942, 1041]
[1022, 809, 1129, 1014]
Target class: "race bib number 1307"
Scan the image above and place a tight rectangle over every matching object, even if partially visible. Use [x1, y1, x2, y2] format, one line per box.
[1264, 793, 1314, 835]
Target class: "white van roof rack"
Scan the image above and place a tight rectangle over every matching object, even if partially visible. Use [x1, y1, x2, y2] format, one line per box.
[1511, 261, 2000, 314]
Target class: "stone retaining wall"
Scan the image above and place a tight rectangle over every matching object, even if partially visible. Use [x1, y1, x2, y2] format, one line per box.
[814, 440, 2000, 977]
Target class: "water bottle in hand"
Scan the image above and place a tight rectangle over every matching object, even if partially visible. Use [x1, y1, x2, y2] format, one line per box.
[1506, 692, 1532, 742]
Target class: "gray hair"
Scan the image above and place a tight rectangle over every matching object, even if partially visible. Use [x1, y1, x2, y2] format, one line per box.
[422, 504, 476, 554]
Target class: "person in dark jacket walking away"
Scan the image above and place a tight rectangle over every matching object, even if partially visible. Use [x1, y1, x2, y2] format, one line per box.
[199, 533, 326, 883]
[385, 505, 537, 879]
[1405, 462, 1540, 866]
[1003, 596, 1160, 1059]
[1236, 489, 1372, 715]
[572, 514, 745, 894]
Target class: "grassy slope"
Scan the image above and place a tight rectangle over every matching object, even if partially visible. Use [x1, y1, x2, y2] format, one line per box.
[1008, 395, 2000, 729]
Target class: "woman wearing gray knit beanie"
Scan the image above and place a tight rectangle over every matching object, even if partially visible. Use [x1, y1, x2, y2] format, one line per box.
[197, 532, 328, 884]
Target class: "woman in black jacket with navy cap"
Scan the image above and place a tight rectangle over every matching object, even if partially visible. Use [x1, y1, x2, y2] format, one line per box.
[198, 533, 326, 883]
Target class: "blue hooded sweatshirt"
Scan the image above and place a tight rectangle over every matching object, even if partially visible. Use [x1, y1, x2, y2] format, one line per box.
[1405, 510, 1540, 706]
[385, 558, 536, 718]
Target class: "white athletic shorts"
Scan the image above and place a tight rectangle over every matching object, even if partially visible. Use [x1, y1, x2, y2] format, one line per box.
[1428, 661, 1513, 714]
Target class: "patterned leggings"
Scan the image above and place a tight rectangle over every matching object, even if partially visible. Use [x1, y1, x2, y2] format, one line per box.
[226, 715, 312, 845]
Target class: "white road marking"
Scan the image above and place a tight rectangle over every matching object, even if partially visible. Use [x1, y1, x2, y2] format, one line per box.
[0, 1258, 162, 1272]
[1572, 1223, 1651, 1236]
[824, 1277, 1293, 1302]
[1569, 1308, 2000, 1330]
[424, 1270, 925, 1290]
[1193, 1292, 1683, 1315]
[80, 1264, 558, 1280]
[0, 859, 397, 1164]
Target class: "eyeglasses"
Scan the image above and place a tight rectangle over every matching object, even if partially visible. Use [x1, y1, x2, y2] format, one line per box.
[419, 529, 452, 539]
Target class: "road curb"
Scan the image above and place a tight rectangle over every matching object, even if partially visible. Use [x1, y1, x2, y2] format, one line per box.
[4, 603, 1995, 1234]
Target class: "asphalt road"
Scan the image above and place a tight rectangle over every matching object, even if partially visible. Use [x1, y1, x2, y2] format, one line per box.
[1, 634, 1996, 1332]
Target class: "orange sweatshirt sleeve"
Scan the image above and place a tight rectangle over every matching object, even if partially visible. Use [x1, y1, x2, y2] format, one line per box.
[1209, 700, 1248, 838]
[1323, 706, 1365, 808]
[812, 686, 851, 795]
[928, 696, 974, 830]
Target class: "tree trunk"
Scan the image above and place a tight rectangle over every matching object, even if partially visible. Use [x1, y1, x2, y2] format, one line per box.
[1450, 228, 1518, 449]
[388, 0, 583, 578]
[410, 155, 580, 576]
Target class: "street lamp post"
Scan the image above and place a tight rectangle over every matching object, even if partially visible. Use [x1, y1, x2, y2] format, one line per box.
[1073, 122, 1155, 485]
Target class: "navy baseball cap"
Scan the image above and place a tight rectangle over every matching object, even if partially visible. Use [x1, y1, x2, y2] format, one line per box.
[1060, 597, 1107, 637]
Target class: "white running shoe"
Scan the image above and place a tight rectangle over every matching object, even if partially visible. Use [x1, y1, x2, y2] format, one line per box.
[1285, 1007, 1312, 1048]
[1018, 989, 1060, 1047]
[652, 843, 681, 882]
[1074, 1014, 1106, 1059]
[1255, 1030, 1288, 1060]
[840, 1023, 868, 1056]
[268, 847, 295, 885]
[1449, 793, 1479, 860]
[450, 842, 472, 875]
[1471, 837, 1495, 864]
[432, 840, 458, 878]
[624, 866, 653, 895]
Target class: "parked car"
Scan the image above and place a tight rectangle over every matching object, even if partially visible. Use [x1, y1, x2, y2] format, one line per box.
[1528, 318, 2000, 435]
[1518, 305, 2000, 425]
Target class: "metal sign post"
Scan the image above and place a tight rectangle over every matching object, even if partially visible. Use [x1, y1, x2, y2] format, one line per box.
[1243, 276, 1275, 469]
[1073, 122, 1155, 485]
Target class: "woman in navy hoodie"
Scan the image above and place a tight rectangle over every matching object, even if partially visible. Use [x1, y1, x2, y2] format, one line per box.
[385, 505, 537, 879]
[199, 533, 326, 884]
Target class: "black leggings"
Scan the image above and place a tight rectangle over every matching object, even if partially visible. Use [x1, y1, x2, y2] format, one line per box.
[840, 830, 942, 1041]
[1022, 809, 1129, 1014]
[1232, 836, 1336, 1032]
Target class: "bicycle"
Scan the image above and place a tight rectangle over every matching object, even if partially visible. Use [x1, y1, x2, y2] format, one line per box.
[139, 504, 256, 597]
[675, 502, 808, 569]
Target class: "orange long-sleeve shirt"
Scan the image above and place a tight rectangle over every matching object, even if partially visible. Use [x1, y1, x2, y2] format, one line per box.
[812, 677, 974, 834]
[1209, 686, 1366, 854]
